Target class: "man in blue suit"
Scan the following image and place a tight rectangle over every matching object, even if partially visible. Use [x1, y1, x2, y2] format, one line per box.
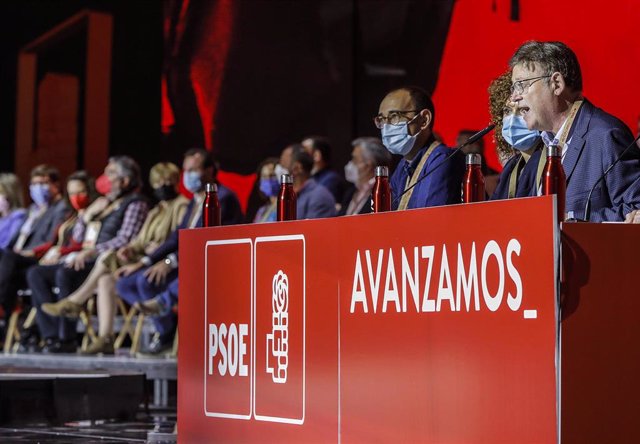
[375, 86, 465, 210]
[510, 41, 640, 221]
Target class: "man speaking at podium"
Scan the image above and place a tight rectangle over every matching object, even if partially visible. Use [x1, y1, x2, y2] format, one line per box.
[375, 86, 465, 210]
[510, 41, 640, 221]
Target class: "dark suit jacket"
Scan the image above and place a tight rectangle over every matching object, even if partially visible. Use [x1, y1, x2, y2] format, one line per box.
[555, 100, 640, 221]
[9, 199, 70, 251]
[148, 184, 243, 263]
[338, 184, 372, 216]
[390, 143, 466, 210]
[491, 146, 543, 201]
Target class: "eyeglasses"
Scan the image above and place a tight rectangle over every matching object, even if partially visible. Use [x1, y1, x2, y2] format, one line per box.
[510, 75, 551, 96]
[373, 110, 419, 129]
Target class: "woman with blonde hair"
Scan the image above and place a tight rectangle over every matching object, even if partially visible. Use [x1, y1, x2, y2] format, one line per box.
[41, 162, 188, 354]
[0, 173, 26, 249]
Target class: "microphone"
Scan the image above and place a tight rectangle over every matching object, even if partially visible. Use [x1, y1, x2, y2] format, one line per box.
[583, 132, 640, 222]
[391, 123, 495, 207]
[460, 123, 496, 148]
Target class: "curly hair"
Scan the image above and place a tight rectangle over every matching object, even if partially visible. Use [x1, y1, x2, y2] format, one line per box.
[488, 71, 515, 163]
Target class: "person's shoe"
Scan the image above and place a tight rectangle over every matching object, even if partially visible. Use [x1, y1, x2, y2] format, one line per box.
[81, 335, 115, 355]
[136, 333, 172, 358]
[41, 338, 77, 354]
[134, 298, 167, 316]
[41, 299, 84, 318]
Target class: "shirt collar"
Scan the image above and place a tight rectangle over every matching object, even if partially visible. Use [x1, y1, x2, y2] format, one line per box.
[403, 144, 431, 175]
[541, 106, 577, 147]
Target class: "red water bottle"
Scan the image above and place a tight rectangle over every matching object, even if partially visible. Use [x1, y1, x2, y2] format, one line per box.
[541, 145, 566, 222]
[203, 183, 221, 227]
[372, 166, 391, 212]
[462, 153, 485, 203]
[277, 174, 296, 221]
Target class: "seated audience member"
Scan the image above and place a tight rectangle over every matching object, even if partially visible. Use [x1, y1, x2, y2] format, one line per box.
[16, 171, 98, 351]
[0, 165, 69, 315]
[456, 129, 500, 196]
[254, 157, 279, 223]
[134, 278, 178, 317]
[375, 86, 465, 210]
[286, 146, 335, 219]
[488, 72, 544, 200]
[40, 163, 188, 355]
[133, 277, 179, 357]
[113, 148, 242, 355]
[509, 40, 640, 221]
[0, 173, 27, 249]
[26, 156, 149, 353]
[339, 137, 392, 216]
[302, 136, 346, 203]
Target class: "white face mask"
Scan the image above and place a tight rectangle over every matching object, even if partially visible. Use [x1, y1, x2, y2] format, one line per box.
[344, 161, 359, 184]
[381, 114, 420, 156]
[502, 114, 541, 151]
[274, 164, 289, 181]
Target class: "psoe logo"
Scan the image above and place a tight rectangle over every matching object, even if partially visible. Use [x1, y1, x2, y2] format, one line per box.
[266, 270, 288, 384]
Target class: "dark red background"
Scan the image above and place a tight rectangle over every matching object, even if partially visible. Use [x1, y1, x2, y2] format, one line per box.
[163, 0, 640, 209]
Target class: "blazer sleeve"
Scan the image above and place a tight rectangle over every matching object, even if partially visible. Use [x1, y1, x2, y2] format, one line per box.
[574, 127, 640, 222]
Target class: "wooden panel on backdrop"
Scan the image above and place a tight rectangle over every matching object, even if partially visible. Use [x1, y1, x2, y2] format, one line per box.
[15, 10, 112, 186]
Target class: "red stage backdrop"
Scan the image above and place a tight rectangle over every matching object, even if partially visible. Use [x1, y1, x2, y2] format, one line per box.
[163, 0, 640, 207]
[434, 0, 640, 172]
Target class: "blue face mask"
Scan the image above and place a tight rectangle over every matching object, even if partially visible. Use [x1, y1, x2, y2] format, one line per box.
[502, 114, 540, 151]
[29, 184, 51, 207]
[259, 177, 279, 197]
[381, 115, 420, 156]
[183, 171, 202, 193]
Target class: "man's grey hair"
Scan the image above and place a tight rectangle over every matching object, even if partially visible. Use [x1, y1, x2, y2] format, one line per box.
[509, 41, 582, 92]
[108, 155, 142, 189]
[352, 137, 392, 167]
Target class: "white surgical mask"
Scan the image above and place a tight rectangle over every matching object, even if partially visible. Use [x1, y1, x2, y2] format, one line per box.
[344, 161, 359, 184]
[274, 164, 289, 181]
[502, 114, 541, 151]
[381, 115, 420, 156]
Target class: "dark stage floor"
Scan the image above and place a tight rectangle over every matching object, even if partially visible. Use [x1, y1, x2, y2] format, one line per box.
[0, 411, 176, 443]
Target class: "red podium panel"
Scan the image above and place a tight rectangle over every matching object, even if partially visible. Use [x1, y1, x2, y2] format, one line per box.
[561, 223, 640, 443]
[179, 196, 559, 443]
[254, 236, 305, 424]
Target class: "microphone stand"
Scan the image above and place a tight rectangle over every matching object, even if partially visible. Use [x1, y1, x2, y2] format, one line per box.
[391, 124, 496, 208]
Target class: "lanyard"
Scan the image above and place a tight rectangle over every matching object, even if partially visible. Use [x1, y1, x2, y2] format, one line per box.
[507, 155, 526, 199]
[398, 141, 440, 211]
[536, 100, 582, 190]
[555, 99, 583, 148]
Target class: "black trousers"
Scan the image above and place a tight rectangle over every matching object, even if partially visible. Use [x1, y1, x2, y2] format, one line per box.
[26, 262, 94, 341]
[0, 248, 38, 313]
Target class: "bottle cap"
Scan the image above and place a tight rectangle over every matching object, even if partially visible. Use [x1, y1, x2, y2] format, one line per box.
[465, 153, 482, 165]
[280, 174, 293, 184]
[375, 166, 389, 177]
[205, 183, 217, 193]
[547, 145, 562, 157]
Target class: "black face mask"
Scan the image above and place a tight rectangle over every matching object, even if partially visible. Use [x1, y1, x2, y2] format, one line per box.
[154, 184, 178, 202]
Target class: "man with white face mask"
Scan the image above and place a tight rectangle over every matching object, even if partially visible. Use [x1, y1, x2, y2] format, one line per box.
[340, 137, 391, 216]
[375, 86, 465, 210]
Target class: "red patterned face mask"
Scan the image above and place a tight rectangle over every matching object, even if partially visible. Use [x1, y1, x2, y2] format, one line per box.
[69, 193, 90, 210]
[95, 174, 111, 196]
